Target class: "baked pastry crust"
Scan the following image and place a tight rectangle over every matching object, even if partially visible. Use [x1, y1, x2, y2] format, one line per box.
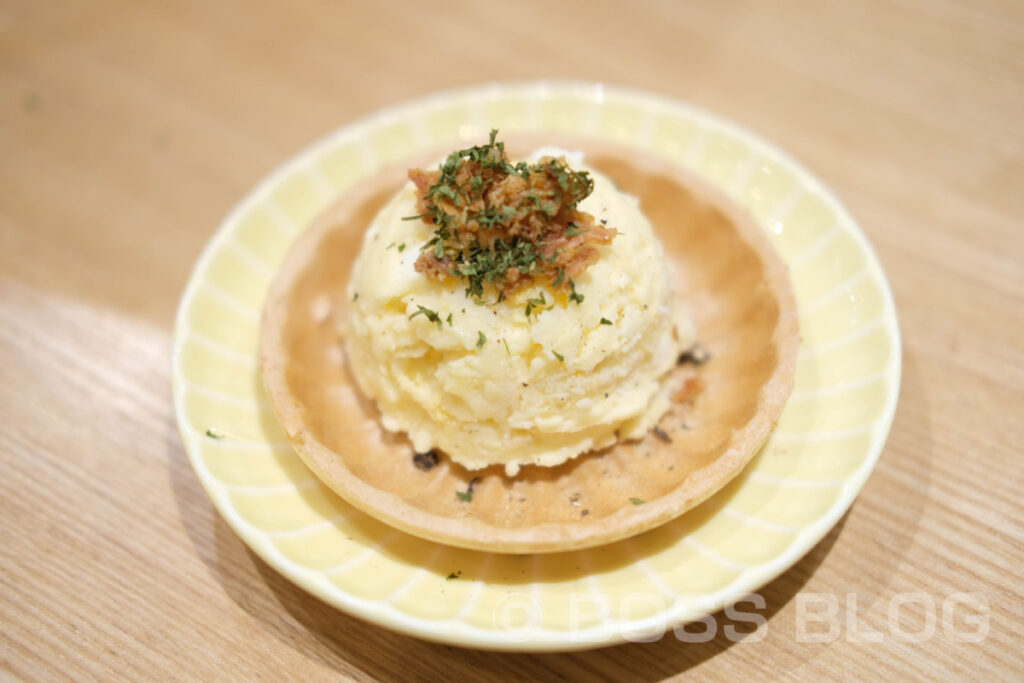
[261, 138, 800, 553]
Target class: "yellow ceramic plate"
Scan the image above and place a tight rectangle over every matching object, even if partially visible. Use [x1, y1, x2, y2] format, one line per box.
[172, 82, 900, 651]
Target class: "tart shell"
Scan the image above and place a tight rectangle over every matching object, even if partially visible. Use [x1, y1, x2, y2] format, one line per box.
[260, 138, 800, 553]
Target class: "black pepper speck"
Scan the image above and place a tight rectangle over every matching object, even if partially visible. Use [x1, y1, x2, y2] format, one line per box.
[412, 450, 439, 471]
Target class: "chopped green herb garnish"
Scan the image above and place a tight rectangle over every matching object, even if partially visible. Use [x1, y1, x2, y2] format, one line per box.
[476, 331, 486, 349]
[568, 279, 584, 304]
[446, 572, 459, 580]
[629, 497, 645, 505]
[446, 312, 453, 327]
[386, 242, 396, 250]
[205, 429, 225, 440]
[456, 477, 479, 503]
[409, 304, 443, 329]
[524, 291, 546, 318]
[553, 350, 565, 362]
[352, 292, 359, 301]
[599, 317, 613, 325]
[501, 338, 511, 357]
[397, 243, 406, 252]
[403, 130, 616, 298]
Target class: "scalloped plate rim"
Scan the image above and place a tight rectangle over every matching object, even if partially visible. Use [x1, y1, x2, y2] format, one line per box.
[171, 80, 902, 651]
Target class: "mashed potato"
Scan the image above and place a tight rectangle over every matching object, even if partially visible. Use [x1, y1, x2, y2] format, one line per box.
[345, 155, 694, 476]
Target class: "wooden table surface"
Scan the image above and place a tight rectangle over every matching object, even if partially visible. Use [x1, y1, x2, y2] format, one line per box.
[2, 1, 1022, 679]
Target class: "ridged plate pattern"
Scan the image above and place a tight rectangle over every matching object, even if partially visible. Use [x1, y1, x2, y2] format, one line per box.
[172, 82, 901, 650]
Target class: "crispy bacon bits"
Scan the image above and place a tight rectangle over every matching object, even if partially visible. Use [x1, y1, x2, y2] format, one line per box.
[404, 130, 617, 301]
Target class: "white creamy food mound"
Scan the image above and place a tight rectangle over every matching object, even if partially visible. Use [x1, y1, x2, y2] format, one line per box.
[345, 152, 694, 476]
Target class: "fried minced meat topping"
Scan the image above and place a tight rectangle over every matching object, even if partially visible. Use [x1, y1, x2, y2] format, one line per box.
[405, 130, 617, 299]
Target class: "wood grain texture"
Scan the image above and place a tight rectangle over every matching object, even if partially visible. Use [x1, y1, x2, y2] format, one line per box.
[1, 0, 1021, 679]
